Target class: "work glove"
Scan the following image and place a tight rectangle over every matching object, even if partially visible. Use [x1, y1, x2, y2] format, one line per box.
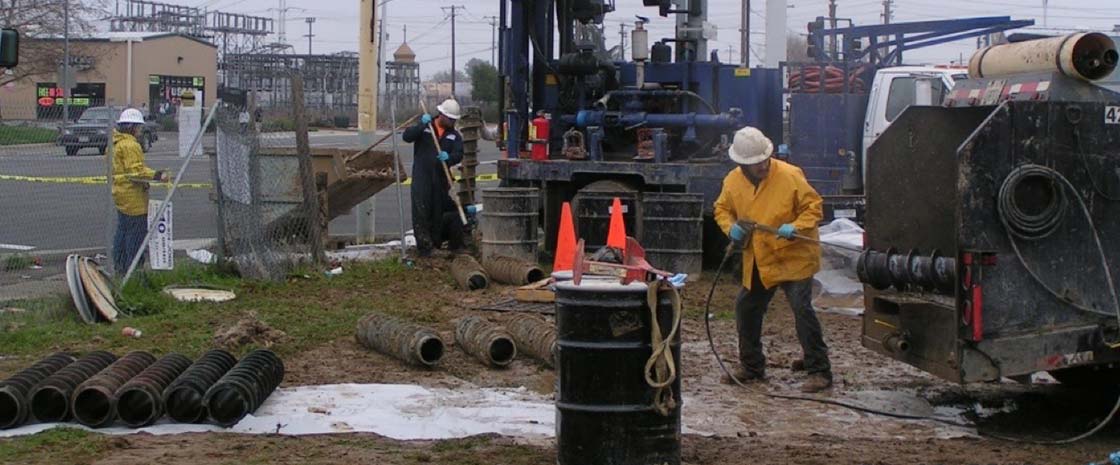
[667, 273, 688, 288]
[729, 223, 747, 241]
[154, 171, 170, 182]
[420, 114, 433, 125]
[437, 151, 450, 162]
[465, 204, 478, 215]
[777, 223, 796, 239]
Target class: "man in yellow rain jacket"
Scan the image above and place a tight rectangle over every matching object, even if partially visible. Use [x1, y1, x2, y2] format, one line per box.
[111, 108, 168, 274]
[713, 126, 832, 393]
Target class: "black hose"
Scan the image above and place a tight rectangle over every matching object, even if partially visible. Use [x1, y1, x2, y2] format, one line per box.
[992, 164, 1120, 444]
[703, 247, 971, 426]
[997, 164, 1068, 240]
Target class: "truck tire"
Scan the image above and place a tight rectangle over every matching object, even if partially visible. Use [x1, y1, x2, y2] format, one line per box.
[98, 146, 106, 155]
[65, 147, 79, 157]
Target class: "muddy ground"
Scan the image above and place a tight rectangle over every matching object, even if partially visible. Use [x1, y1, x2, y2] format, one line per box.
[2, 259, 1118, 464]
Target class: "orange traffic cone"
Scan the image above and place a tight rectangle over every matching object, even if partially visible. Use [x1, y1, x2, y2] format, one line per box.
[553, 202, 577, 272]
[606, 197, 627, 250]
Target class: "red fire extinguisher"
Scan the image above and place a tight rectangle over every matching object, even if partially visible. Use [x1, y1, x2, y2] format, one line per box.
[529, 113, 550, 161]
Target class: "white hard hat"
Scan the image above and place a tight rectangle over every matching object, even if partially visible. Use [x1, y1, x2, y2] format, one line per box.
[728, 126, 773, 165]
[436, 99, 461, 120]
[117, 108, 145, 125]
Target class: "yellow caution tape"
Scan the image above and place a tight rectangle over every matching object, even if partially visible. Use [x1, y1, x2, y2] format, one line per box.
[0, 172, 498, 189]
[397, 172, 499, 186]
[0, 174, 210, 189]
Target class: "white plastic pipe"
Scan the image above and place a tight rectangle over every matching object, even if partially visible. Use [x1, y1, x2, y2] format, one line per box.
[969, 32, 1118, 82]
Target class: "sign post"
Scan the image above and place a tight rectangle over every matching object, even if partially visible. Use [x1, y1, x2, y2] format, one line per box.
[147, 200, 173, 270]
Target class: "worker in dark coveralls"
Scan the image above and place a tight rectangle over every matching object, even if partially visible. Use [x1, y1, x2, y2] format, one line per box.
[714, 126, 833, 393]
[403, 99, 467, 257]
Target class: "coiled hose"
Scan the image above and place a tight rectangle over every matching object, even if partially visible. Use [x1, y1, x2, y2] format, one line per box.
[993, 164, 1120, 444]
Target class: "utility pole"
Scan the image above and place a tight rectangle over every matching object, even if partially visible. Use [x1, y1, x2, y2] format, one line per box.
[619, 22, 628, 59]
[727, 44, 734, 63]
[828, 0, 837, 57]
[485, 16, 499, 66]
[356, 0, 381, 242]
[63, 0, 70, 127]
[441, 5, 463, 97]
[741, 0, 750, 66]
[278, 0, 287, 44]
[881, 0, 892, 24]
[1042, 0, 1049, 28]
[304, 17, 315, 55]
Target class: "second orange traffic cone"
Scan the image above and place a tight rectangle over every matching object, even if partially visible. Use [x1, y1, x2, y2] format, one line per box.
[553, 202, 577, 272]
[606, 197, 627, 250]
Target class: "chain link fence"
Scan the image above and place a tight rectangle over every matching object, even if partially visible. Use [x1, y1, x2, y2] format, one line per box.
[210, 103, 321, 281]
[0, 103, 118, 301]
[0, 101, 221, 301]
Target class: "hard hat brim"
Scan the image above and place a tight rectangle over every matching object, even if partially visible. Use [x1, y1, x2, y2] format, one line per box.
[728, 145, 773, 165]
[436, 104, 460, 120]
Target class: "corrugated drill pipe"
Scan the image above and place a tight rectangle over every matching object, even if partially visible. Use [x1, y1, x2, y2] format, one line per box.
[451, 254, 490, 290]
[505, 314, 558, 368]
[356, 313, 445, 367]
[204, 349, 285, 427]
[72, 351, 157, 428]
[162, 349, 237, 424]
[0, 352, 76, 429]
[30, 350, 118, 423]
[482, 255, 546, 285]
[115, 353, 193, 427]
[455, 316, 518, 368]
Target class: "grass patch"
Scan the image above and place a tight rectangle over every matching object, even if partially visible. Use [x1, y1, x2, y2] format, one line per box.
[0, 258, 436, 360]
[0, 126, 57, 146]
[2, 254, 34, 271]
[0, 428, 110, 463]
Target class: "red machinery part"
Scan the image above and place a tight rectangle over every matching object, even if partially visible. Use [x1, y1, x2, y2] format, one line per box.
[529, 114, 550, 161]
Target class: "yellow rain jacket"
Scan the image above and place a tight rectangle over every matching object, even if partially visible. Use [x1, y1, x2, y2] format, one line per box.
[714, 159, 824, 290]
[111, 130, 156, 216]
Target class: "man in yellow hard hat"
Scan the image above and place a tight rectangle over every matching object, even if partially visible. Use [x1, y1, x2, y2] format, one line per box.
[713, 126, 832, 393]
[111, 107, 168, 273]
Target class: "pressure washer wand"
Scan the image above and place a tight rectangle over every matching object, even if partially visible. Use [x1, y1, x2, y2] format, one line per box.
[737, 220, 863, 253]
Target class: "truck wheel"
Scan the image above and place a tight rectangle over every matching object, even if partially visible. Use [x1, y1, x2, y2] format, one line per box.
[98, 146, 106, 155]
[65, 147, 78, 157]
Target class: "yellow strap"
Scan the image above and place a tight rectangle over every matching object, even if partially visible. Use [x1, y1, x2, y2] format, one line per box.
[645, 280, 682, 417]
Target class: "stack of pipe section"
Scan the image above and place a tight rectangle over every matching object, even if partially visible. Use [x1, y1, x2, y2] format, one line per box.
[857, 249, 957, 294]
[29, 351, 117, 423]
[0, 353, 76, 429]
[116, 353, 193, 427]
[455, 316, 517, 368]
[163, 350, 237, 423]
[451, 254, 490, 290]
[204, 349, 285, 427]
[505, 315, 557, 368]
[72, 351, 157, 428]
[356, 313, 445, 367]
[483, 255, 546, 285]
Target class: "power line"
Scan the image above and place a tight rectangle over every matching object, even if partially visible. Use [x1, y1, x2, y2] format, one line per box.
[440, 5, 465, 95]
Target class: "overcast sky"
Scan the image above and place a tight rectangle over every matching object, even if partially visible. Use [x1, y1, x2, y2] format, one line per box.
[166, 0, 1120, 79]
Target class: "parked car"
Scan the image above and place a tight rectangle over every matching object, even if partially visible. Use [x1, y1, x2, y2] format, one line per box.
[57, 106, 159, 156]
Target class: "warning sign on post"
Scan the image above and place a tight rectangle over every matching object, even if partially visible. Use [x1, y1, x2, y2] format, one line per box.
[148, 200, 173, 270]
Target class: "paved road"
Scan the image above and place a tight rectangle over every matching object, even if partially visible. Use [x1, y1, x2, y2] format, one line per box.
[0, 130, 501, 253]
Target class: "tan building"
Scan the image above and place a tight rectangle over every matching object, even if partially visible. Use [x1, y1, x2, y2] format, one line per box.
[2, 32, 217, 120]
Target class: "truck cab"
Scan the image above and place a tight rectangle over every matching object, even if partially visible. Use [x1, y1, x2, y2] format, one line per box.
[863, 66, 964, 162]
[786, 65, 962, 221]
